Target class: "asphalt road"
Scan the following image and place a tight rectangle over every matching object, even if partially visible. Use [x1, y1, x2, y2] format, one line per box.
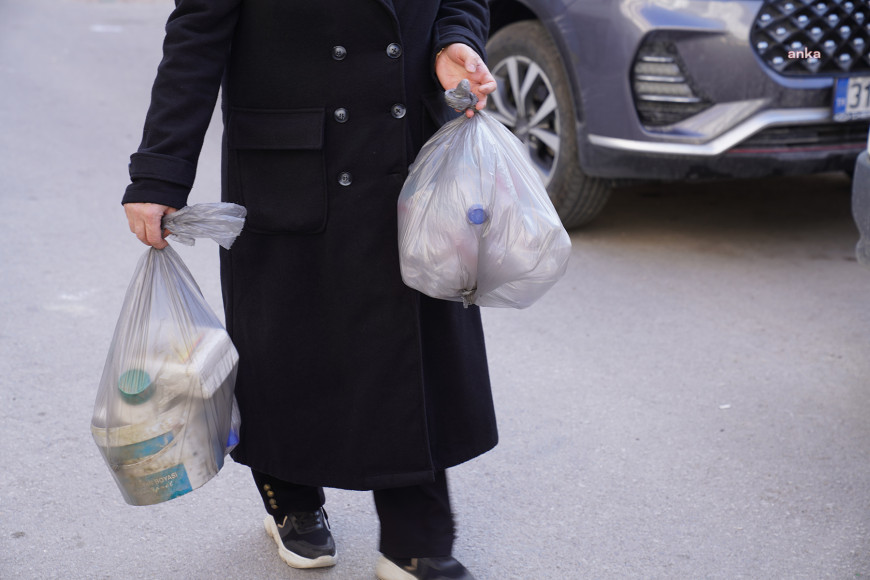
[1, 1, 869, 578]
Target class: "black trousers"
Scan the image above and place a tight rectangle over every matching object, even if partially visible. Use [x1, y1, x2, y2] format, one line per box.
[251, 469, 455, 558]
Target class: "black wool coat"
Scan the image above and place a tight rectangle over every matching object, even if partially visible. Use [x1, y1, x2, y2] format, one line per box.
[122, 0, 498, 490]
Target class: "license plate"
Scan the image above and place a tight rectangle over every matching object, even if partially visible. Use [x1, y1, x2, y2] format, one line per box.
[833, 76, 870, 122]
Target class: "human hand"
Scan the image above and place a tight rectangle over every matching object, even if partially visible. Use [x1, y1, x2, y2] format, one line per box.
[435, 43, 496, 118]
[124, 202, 177, 249]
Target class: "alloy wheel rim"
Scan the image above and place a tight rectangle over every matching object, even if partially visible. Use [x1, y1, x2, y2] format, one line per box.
[488, 55, 561, 186]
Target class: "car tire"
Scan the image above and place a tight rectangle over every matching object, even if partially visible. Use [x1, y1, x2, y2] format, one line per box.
[486, 20, 611, 229]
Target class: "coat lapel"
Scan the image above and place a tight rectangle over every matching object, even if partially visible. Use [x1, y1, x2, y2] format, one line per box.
[370, 0, 399, 25]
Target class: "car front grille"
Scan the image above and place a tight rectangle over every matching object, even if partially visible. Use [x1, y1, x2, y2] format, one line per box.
[752, 0, 870, 75]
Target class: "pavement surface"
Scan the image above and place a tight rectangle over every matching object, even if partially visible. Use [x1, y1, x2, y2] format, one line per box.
[1, 0, 870, 578]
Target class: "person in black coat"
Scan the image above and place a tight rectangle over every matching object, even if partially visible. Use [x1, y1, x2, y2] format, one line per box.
[122, 1, 498, 579]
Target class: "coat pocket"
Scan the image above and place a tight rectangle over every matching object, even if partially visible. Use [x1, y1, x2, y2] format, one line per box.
[228, 108, 327, 233]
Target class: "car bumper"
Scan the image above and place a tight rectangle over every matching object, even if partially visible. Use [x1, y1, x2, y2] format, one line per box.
[581, 136, 861, 180]
[582, 105, 865, 180]
[588, 107, 832, 156]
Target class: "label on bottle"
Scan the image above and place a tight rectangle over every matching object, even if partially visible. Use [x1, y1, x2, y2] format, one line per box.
[137, 464, 193, 503]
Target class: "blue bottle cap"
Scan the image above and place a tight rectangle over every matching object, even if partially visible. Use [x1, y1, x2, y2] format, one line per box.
[467, 205, 488, 225]
[226, 430, 240, 448]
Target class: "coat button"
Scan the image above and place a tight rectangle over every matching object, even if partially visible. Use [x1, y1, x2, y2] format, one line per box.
[391, 104, 406, 119]
[332, 45, 347, 61]
[386, 43, 402, 58]
[338, 171, 353, 186]
[334, 108, 348, 123]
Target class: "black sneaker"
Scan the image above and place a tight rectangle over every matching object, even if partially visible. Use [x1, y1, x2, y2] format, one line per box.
[263, 508, 337, 569]
[375, 555, 475, 580]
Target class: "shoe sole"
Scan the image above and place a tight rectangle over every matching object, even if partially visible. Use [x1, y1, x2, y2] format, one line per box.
[375, 556, 417, 580]
[263, 515, 337, 569]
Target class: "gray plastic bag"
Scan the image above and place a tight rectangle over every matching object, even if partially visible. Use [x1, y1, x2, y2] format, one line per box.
[92, 203, 245, 506]
[397, 81, 571, 308]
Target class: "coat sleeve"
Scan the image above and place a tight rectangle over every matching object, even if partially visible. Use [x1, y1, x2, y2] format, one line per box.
[432, 0, 490, 61]
[122, 0, 241, 208]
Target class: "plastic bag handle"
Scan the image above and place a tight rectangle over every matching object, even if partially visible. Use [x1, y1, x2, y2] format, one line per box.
[161, 203, 247, 250]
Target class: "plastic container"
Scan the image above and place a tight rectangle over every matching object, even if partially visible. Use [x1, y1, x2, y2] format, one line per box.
[92, 320, 239, 505]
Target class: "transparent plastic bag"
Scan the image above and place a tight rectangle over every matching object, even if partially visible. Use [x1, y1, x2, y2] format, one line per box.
[92, 203, 245, 506]
[397, 80, 572, 308]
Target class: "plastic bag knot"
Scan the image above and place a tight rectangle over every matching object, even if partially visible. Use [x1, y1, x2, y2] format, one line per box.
[161, 203, 247, 250]
[444, 79, 478, 112]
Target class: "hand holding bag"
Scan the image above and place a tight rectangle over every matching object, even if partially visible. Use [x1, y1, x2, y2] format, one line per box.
[92, 203, 245, 506]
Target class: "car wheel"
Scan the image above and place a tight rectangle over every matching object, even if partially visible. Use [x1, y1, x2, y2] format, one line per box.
[486, 20, 611, 229]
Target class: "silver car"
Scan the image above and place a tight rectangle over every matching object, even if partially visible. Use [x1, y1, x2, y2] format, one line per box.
[487, 0, 870, 227]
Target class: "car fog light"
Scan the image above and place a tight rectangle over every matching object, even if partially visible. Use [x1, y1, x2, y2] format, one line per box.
[631, 40, 711, 126]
